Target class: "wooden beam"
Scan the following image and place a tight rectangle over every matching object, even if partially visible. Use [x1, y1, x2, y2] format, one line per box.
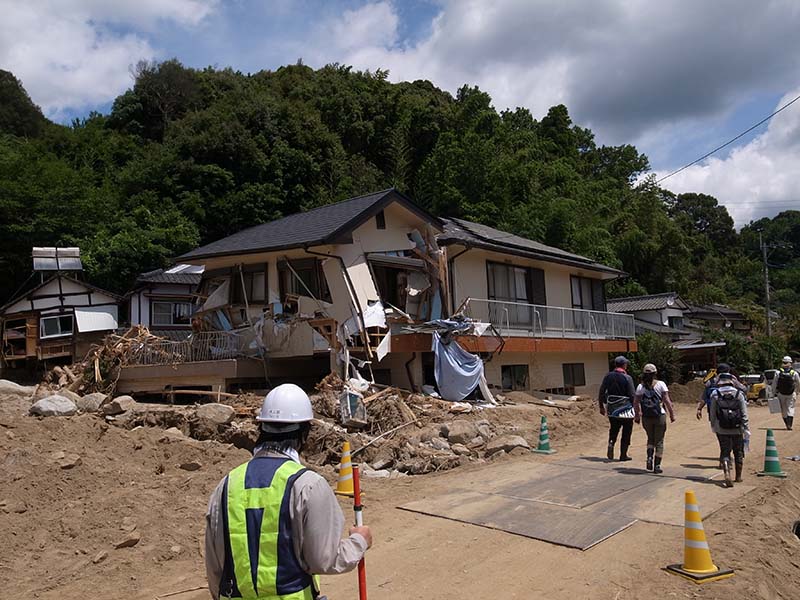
[389, 333, 634, 354]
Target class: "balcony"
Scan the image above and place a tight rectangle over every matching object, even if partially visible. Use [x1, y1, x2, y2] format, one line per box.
[128, 331, 243, 366]
[461, 298, 635, 340]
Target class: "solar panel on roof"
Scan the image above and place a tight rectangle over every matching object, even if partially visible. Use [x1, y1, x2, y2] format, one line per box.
[32, 247, 83, 271]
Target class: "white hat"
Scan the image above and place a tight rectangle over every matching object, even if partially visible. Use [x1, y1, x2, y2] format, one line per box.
[256, 383, 314, 432]
[643, 363, 658, 374]
[782, 355, 793, 364]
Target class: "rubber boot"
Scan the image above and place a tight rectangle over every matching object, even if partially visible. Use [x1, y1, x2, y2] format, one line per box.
[646, 447, 654, 471]
[653, 456, 663, 474]
[722, 459, 733, 488]
[734, 462, 743, 483]
[788, 416, 794, 431]
[607, 441, 614, 460]
[619, 444, 632, 462]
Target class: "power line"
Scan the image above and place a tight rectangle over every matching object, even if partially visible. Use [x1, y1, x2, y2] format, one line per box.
[656, 90, 800, 184]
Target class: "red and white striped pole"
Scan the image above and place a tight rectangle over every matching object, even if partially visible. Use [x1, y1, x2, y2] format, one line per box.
[352, 465, 367, 600]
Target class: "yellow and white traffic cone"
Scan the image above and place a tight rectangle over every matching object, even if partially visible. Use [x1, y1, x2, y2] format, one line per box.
[666, 490, 734, 583]
[334, 441, 355, 497]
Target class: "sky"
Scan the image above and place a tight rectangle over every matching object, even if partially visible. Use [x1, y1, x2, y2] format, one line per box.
[1, 0, 798, 227]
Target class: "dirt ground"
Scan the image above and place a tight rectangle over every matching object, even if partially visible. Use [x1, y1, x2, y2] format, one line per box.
[1, 390, 799, 600]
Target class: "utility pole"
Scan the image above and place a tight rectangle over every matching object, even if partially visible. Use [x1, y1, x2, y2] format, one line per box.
[760, 232, 771, 338]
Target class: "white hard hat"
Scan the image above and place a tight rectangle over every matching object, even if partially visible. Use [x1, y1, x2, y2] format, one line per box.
[256, 384, 314, 432]
[643, 363, 657, 374]
[782, 355, 793, 364]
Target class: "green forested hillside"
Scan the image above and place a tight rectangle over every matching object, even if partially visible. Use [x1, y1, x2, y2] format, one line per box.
[0, 61, 798, 361]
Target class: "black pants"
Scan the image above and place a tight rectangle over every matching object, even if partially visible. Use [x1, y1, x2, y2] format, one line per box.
[716, 433, 744, 466]
[608, 417, 633, 453]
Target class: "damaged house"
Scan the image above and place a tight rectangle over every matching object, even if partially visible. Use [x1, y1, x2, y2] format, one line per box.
[0, 248, 120, 373]
[116, 189, 636, 397]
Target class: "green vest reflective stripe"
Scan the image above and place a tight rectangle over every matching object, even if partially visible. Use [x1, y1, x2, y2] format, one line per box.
[225, 459, 314, 600]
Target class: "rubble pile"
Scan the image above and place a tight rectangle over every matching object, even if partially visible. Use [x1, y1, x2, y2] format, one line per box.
[42, 326, 171, 396]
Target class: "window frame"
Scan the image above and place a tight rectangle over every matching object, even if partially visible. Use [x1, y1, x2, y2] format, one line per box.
[562, 362, 586, 388]
[277, 258, 331, 304]
[570, 276, 605, 311]
[151, 300, 194, 327]
[39, 314, 74, 339]
[501, 364, 530, 391]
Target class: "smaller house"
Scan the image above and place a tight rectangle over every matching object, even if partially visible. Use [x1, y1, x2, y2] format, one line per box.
[685, 303, 752, 333]
[126, 264, 203, 340]
[606, 292, 692, 342]
[0, 248, 120, 372]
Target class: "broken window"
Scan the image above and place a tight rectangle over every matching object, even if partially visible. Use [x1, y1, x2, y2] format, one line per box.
[232, 265, 267, 304]
[40, 314, 73, 339]
[368, 253, 429, 318]
[278, 259, 331, 305]
[562, 363, 586, 388]
[152, 301, 193, 326]
[501, 364, 529, 390]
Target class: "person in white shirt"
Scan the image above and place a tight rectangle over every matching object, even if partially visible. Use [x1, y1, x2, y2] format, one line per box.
[633, 363, 676, 474]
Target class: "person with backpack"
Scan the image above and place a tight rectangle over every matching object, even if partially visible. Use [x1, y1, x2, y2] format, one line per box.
[709, 371, 750, 488]
[598, 356, 636, 461]
[633, 364, 676, 473]
[771, 355, 800, 431]
[695, 363, 746, 421]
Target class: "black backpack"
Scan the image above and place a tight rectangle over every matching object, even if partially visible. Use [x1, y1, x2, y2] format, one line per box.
[715, 389, 743, 429]
[776, 370, 796, 395]
[640, 385, 662, 418]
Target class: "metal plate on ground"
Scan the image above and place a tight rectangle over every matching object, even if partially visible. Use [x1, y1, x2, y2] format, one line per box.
[554, 456, 718, 482]
[399, 491, 638, 550]
[587, 478, 756, 526]
[494, 467, 656, 508]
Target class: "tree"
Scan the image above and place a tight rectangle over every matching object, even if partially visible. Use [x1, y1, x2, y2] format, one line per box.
[0, 70, 46, 137]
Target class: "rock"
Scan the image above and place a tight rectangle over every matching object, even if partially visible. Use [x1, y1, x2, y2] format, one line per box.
[57, 389, 83, 404]
[76, 392, 107, 413]
[30, 395, 77, 417]
[467, 435, 485, 447]
[56, 453, 82, 469]
[103, 395, 137, 416]
[442, 420, 479, 445]
[488, 449, 507, 461]
[418, 425, 442, 443]
[362, 468, 391, 479]
[485, 434, 530, 456]
[429, 437, 451, 451]
[451, 443, 471, 456]
[121, 517, 137, 532]
[92, 550, 108, 564]
[114, 530, 141, 549]
[162, 427, 185, 438]
[0, 379, 36, 398]
[475, 420, 494, 440]
[196, 403, 235, 425]
[179, 461, 202, 471]
[169, 545, 183, 555]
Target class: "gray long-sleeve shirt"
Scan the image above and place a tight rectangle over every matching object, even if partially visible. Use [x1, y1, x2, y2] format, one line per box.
[205, 450, 368, 599]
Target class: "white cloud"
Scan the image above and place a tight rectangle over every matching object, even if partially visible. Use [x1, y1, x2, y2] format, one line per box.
[0, 0, 217, 118]
[654, 89, 800, 227]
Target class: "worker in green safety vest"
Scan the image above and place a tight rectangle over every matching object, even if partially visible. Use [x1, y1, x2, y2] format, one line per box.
[205, 384, 372, 599]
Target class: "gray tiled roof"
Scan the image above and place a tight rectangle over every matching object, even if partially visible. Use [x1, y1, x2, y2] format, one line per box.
[179, 189, 439, 261]
[438, 217, 625, 275]
[606, 292, 689, 312]
[137, 268, 202, 286]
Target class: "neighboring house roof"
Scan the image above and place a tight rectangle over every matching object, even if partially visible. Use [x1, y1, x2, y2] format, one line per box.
[0, 274, 121, 315]
[686, 303, 748, 321]
[633, 318, 692, 337]
[671, 339, 727, 351]
[136, 264, 204, 286]
[179, 189, 442, 261]
[606, 292, 689, 313]
[438, 217, 625, 276]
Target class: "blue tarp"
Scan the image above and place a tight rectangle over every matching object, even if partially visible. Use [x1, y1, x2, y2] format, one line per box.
[432, 332, 484, 401]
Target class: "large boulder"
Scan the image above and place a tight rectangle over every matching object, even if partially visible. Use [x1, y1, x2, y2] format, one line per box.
[29, 395, 77, 417]
[196, 403, 236, 425]
[441, 420, 479, 445]
[485, 434, 530, 456]
[102, 395, 137, 416]
[0, 380, 36, 398]
[76, 392, 107, 413]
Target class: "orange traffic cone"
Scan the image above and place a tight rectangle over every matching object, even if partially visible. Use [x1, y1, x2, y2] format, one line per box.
[334, 441, 355, 497]
[666, 490, 734, 584]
